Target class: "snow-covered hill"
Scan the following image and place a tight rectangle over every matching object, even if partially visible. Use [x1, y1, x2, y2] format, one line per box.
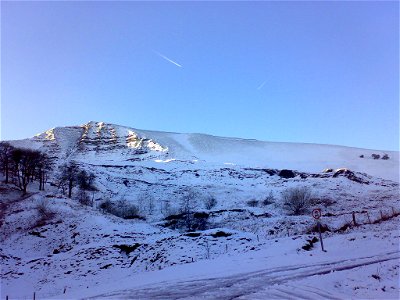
[1, 121, 399, 299]
[11, 121, 399, 181]
[7, 121, 399, 224]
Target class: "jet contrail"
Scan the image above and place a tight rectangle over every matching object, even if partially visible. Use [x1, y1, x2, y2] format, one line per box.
[257, 80, 267, 90]
[153, 50, 182, 68]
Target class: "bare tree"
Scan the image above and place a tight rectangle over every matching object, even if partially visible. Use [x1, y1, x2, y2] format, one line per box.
[77, 170, 96, 191]
[77, 170, 97, 206]
[179, 188, 200, 231]
[137, 192, 155, 215]
[10, 148, 42, 194]
[282, 186, 312, 215]
[35, 153, 53, 191]
[0, 142, 14, 183]
[0, 145, 53, 193]
[58, 163, 80, 198]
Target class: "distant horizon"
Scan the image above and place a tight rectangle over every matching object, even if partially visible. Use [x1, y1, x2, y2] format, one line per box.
[1, 1, 399, 151]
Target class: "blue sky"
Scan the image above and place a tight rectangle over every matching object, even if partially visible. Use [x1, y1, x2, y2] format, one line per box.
[1, 1, 398, 150]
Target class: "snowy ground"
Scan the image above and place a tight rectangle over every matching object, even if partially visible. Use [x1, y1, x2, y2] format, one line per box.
[1, 182, 399, 300]
[60, 221, 399, 299]
[1, 121, 399, 299]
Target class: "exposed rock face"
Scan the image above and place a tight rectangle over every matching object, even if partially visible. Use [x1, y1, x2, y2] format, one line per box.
[278, 169, 296, 179]
[32, 121, 168, 163]
[332, 168, 370, 184]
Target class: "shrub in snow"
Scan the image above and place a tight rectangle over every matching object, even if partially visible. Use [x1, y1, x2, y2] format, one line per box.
[307, 223, 330, 234]
[77, 190, 93, 206]
[246, 200, 259, 207]
[164, 211, 209, 232]
[99, 199, 142, 219]
[160, 200, 177, 217]
[311, 197, 335, 207]
[164, 212, 209, 231]
[382, 153, 389, 160]
[193, 212, 209, 230]
[282, 186, 312, 215]
[99, 199, 113, 212]
[203, 196, 217, 210]
[301, 236, 319, 251]
[371, 153, 380, 160]
[262, 191, 275, 206]
[34, 199, 55, 227]
[115, 199, 141, 219]
[36, 199, 52, 219]
[123, 205, 142, 219]
[359, 154, 364, 158]
[137, 192, 155, 215]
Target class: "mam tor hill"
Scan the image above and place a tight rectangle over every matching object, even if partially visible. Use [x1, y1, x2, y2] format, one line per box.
[0, 121, 399, 299]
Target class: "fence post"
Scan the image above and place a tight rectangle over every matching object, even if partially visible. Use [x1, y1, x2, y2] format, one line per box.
[392, 207, 395, 216]
[33, 292, 36, 300]
[352, 212, 357, 226]
[366, 212, 371, 224]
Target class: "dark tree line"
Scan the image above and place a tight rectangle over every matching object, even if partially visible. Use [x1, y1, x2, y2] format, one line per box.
[0, 142, 53, 194]
[0, 142, 96, 200]
[0, 142, 13, 184]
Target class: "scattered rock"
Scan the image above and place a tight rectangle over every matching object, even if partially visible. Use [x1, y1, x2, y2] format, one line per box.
[113, 243, 141, 255]
[210, 231, 232, 238]
[100, 264, 112, 269]
[28, 231, 46, 238]
[278, 169, 296, 179]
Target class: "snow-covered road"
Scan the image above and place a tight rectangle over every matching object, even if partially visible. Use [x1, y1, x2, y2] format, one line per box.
[88, 251, 399, 299]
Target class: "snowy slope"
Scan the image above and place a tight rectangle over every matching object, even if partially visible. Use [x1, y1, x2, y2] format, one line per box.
[1, 186, 399, 299]
[62, 226, 400, 300]
[1, 121, 399, 299]
[140, 129, 399, 182]
[12, 121, 399, 181]
[7, 121, 398, 225]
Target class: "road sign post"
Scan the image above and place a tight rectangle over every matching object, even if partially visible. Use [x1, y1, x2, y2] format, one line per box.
[312, 208, 326, 252]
